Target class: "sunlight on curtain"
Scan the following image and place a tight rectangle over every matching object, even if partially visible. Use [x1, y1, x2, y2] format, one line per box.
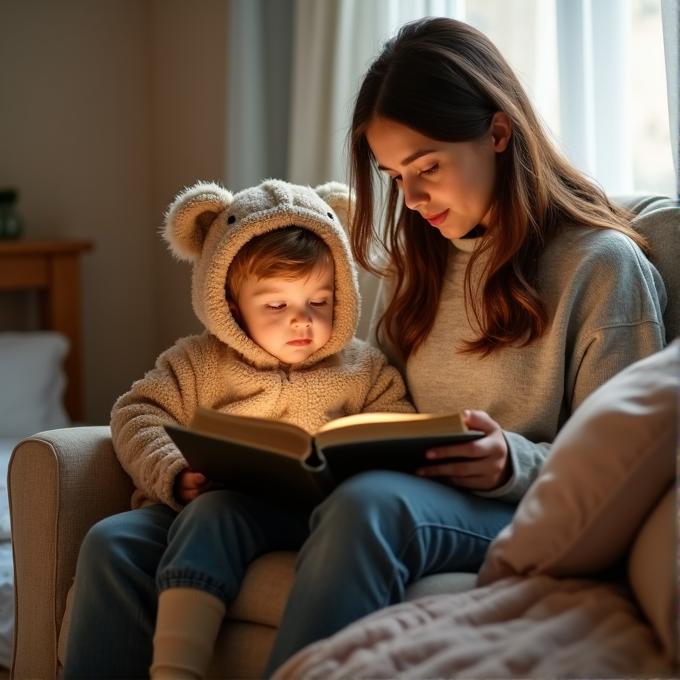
[224, 0, 675, 197]
[468, 0, 673, 196]
[287, 0, 463, 186]
[635, 0, 676, 195]
[660, 0, 678, 192]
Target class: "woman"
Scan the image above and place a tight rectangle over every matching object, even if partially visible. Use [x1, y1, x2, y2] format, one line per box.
[262, 16, 666, 676]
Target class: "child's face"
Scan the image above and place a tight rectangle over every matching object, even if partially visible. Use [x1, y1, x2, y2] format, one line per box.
[233, 260, 335, 364]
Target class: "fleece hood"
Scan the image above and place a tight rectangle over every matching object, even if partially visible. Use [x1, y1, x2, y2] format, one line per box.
[163, 179, 360, 370]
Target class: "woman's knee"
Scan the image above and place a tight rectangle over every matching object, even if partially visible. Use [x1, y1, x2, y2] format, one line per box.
[311, 471, 416, 534]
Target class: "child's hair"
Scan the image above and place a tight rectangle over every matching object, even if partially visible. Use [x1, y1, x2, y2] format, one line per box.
[226, 226, 332, 301]
[349, 17, 649, 360]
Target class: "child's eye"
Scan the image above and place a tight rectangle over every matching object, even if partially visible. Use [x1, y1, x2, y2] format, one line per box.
[265, 303, 286, 310]
[421, 164, 438, 176]
[310, 300, 329, 307]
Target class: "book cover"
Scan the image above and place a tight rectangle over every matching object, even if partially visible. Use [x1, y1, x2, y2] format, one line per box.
[165, 409, 484, 512]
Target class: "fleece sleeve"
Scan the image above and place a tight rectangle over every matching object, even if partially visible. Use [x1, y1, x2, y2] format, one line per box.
[111, 334, 220, 511]
[360, 347, 416, 415]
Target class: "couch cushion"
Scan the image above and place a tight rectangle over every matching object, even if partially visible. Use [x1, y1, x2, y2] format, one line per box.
[612, 194, 680, 342]
[225, 551, 296, 626]
[404, 572, 477, 600]
[207, 620, 277, 679]
[478, 340, 679, 583]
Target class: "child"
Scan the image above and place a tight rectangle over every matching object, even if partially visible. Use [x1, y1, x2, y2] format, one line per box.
[62, 179, 414, 680]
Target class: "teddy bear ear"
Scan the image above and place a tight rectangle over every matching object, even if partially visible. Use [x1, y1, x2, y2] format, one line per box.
[314, 182, 355, 234]
[163, 181, 234, 261]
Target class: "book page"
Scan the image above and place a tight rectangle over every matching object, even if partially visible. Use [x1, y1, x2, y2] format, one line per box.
[315, 411, 467, 448]
[190, 407, 312, 459]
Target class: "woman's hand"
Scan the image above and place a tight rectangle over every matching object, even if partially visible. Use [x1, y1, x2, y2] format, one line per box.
[174, 469, 221, 503]
[415, 409, 511, 491]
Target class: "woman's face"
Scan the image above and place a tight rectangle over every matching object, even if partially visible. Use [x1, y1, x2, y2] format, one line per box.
[365, 115, 510, 240]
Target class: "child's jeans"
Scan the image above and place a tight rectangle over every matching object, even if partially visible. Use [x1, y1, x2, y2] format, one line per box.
[62, 471, 514, 679]
[62, 490, 309, 680]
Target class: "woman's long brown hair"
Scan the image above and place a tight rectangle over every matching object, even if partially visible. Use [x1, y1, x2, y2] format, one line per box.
[349, 17, 649, 361]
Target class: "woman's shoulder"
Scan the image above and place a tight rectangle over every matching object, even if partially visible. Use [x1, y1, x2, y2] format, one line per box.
[540, 223, 666, 327]
[547, 222, 644, 261]
[542, 223, 657, 284]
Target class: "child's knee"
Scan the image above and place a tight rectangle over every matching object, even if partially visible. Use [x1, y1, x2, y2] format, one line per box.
[78, 514, 133, 569]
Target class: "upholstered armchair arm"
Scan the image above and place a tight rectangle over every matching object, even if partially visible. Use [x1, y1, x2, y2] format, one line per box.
[8, 426, 134, 680]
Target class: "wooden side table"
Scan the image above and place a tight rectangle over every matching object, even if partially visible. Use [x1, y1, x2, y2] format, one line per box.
[0, 240, 93, 422]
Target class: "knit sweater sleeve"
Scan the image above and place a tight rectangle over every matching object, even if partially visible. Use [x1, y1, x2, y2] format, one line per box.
[110, 334, 220, 511]
[490, 320, 666, 503]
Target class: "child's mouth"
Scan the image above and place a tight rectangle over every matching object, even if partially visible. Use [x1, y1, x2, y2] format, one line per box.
[288, 339, 312, 346]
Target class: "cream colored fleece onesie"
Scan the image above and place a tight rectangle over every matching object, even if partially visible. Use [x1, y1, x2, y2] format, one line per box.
[111, 180, 414, 513]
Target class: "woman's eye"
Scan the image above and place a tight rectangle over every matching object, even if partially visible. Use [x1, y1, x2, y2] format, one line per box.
[266, 303, 286, 310]
[421, 164, 438, 176]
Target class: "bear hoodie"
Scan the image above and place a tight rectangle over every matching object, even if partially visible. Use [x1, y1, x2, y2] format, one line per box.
[111, 179, 414, 512]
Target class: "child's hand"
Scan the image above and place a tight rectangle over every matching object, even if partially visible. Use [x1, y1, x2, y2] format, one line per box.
[416, 409, 511, 491]
[174, 469, 221, 503]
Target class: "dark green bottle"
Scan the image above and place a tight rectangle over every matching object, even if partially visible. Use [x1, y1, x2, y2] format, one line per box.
[0, 189, 23, 239]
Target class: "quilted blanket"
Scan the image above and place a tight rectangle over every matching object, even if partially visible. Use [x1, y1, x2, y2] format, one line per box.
[273, 574, 672, 679]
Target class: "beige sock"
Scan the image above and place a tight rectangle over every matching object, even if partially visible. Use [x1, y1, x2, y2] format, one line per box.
[150, 587, 227, 680]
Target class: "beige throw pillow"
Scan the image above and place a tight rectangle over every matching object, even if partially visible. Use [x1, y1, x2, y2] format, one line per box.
[478, 340, 679, 584]
[627, 484, 677, 662]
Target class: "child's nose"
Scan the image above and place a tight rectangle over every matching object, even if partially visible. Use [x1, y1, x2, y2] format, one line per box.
[292, 312, 312, 327]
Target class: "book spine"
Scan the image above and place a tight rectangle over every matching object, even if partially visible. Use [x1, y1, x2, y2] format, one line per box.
[302, 450, 336, 497]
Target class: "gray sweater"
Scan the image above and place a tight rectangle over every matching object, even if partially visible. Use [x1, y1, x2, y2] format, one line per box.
[371, 224, 667, 503]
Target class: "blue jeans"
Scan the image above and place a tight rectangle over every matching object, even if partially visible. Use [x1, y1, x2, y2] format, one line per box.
[263, 471, 514, 676]
[63, 472, 514, 679]
[62, 491, 309, 679]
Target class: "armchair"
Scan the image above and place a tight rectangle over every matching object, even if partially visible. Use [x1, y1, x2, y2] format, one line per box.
[8, 427, 475, 679]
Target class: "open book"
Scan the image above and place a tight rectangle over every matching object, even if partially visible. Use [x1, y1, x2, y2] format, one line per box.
[165, 408, 484, 512]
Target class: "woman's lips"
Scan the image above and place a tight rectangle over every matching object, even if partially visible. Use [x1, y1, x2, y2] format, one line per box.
[423, 209, 449, 226]
[288, 339, 312, 346]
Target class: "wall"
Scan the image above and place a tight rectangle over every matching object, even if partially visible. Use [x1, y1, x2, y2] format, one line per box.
[0, 0, 227, 423]
[149, 0, 227, 352]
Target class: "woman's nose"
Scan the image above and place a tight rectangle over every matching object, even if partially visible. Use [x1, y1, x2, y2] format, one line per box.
[402, 179, 427, 210]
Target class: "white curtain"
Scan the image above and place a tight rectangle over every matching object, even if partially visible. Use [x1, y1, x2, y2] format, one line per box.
[225, 0, 675, 194]
[555, 0, 634, 194]
[660, 0, 678, 193]
[224, 0, 463, 191]
[287, 0, 464, 186]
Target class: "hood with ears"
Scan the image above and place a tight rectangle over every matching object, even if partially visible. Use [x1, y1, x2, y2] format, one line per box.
[163, 179, 359, 369]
